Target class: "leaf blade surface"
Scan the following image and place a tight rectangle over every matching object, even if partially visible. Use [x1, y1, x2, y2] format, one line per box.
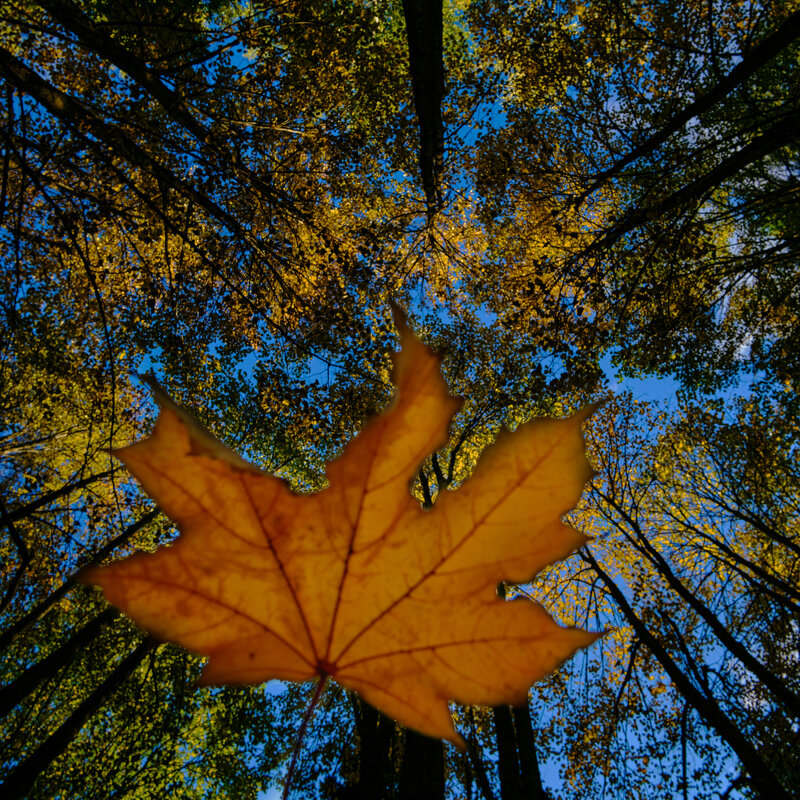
[84, 314, 599, 742]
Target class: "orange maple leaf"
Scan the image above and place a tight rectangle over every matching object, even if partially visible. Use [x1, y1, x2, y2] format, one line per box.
[84, 312, 599, 743]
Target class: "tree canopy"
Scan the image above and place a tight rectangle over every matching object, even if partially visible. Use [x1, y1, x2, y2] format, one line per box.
[1, 0, 798, 798]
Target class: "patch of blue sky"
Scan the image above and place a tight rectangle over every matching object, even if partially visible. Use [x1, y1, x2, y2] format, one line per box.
[601, 352, 681, 405]
[600, 345, 764, 409]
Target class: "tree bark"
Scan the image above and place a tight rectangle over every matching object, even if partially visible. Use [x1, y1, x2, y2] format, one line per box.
[398, 728, 445, 800]
[401, 0, 445, 214]
[0, 636, 155, 800]
[582, 548, 793, 800]
[512, 703, 549, 799]
[0, 607, 119, 719]
[0, 509, 158, 654]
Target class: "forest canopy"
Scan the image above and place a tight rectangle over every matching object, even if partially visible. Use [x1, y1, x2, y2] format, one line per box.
[0, 0, 798, 798]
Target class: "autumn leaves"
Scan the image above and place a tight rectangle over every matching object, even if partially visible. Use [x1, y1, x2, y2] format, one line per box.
[84, 311, 599, 742]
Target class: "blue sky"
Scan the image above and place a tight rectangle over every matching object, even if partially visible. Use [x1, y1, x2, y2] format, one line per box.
[600, 353, 681, 405]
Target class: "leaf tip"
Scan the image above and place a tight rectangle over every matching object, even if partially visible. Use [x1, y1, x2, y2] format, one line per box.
[576, 399, 605, 423]
[137, 372, 182, 414]
[448, 730, 467, 751]
[138, 379, 262, 474]
[389, 301, 408, 333]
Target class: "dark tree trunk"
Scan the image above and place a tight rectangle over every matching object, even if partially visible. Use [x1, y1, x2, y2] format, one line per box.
[464, 706, 497, 800]
[493, 705, 521, 800]
[34, 0, 207, 139]
[398, 728, 445, 800]
[0, 494, 30, 612]
[401, 0, 445, 214]
[0, 508, 157, 654]
[595, 492, 800, 718]
[338, 701, 396, 799]
[0, 636, 155, 800]
[26, 0, 291, 215]
[584, 106, 800, 257]
[3, 470, 114, 525]
[576, 7, 800, 205]
[582, 548, 793, 800]
[512, 703, 549, 799]
[360, 705, 395, 797]
[0, 45, 250, 238]
[0, 606, 119, 719]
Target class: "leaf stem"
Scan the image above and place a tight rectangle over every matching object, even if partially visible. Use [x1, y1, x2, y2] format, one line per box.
[282, 675, 329, 800]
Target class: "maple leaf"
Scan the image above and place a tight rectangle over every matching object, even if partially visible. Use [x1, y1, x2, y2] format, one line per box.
[83, 311, 600, 744]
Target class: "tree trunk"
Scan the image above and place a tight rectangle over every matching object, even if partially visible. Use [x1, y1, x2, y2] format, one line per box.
[0, 606, 119, 718]
[398, 728, 445, 800]
[582, 548, 793, 800]
[585, 106, 800, 256]
[493, 705, 521, 800]
[0, 508, 157, 654]
[576, 6, 800, 204]
[338, 700, 395, 799]
[465, 707, 497, 800]
[0, 45, 248, 239]
[512, 703, 549, 800]
[599, 492, 800, 718]
[3, 470, 114, 525]
[401, 0, 445, 214]
[0, 636, 155, 800]
[0, 494, 30, 612]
